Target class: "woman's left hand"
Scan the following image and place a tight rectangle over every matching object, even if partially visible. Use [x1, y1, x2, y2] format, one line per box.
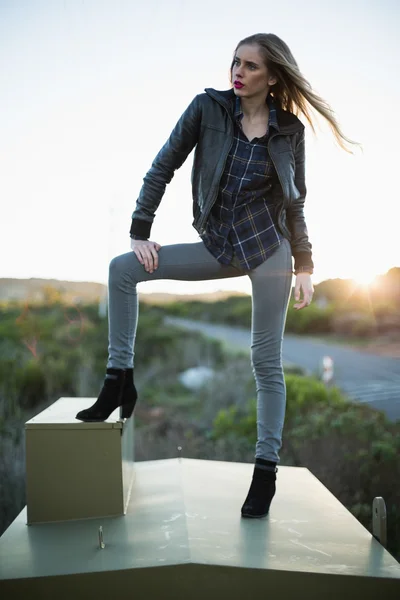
[293, 273, 314, 310]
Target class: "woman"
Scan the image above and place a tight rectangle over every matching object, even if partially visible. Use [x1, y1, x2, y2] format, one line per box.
[76, 33, 357, 518]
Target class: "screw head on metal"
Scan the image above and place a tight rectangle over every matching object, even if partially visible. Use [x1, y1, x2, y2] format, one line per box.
[98, 525, 105, 549]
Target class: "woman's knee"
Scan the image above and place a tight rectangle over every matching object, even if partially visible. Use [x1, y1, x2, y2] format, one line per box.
[109, 253, 139, 286]
[251, 342, 282, 375]
[109, 255, 124, 278]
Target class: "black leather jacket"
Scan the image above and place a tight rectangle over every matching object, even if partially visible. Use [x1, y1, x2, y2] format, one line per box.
[130, 88, 313, 273]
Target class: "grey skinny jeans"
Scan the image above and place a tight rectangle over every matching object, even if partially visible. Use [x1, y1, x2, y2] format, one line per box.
[107, 238, 293, 464]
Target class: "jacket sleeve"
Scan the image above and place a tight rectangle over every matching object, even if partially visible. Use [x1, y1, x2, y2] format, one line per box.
[286, 128, 314, 274]
[130, 95, 202, 239]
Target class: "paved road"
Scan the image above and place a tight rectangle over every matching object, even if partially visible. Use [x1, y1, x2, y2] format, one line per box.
[165, 316, 400, 424]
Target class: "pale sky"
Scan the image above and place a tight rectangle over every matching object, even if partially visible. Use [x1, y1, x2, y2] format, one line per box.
[1, 0, 399, 295]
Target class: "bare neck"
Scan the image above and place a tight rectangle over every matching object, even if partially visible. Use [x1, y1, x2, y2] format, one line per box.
[241, 101, 268, 124]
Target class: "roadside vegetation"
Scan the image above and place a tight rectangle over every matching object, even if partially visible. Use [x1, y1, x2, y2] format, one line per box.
[0, 292, 399, 563]
[160, 268, 400, 344]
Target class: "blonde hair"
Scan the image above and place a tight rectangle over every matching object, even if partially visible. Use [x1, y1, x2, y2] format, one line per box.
[231, 33, 360, 153]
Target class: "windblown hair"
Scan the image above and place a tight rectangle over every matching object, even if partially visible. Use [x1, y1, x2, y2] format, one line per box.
[231, 33, 359, 153]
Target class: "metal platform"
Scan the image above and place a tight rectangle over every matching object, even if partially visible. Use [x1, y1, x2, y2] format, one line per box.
[1, 457, 399, 599]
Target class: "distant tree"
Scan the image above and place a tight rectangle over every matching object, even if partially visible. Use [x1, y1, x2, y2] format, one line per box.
[42, 285, 63, 305]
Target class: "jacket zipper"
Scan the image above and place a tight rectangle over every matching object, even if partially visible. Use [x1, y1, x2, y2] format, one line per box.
[267, 134, 285, 196]
[267, 134, 292, 239]
[198, 104, 234, 233]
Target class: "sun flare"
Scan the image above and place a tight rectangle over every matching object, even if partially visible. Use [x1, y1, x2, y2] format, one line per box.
[352, 272, 378, 287]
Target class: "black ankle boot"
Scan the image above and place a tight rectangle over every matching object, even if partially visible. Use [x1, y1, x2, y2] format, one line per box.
[75, 368, 137, 422]
[241, 459, 278, 518]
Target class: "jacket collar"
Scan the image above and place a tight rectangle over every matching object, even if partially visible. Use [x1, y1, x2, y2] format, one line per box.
[205, 87, 304, 134]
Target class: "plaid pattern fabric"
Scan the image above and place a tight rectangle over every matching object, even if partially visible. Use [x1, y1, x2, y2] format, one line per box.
[201, 93, 284, 271]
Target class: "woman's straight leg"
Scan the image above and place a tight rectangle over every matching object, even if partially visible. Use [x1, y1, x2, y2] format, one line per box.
[107, 241, 243, 369]
[248, 238, 293, 465]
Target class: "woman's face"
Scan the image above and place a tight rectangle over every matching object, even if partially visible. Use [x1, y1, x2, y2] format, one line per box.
[231, 44, 277, 99]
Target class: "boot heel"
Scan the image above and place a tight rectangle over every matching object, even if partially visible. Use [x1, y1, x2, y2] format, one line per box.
[120, 400, 135, 419]
[76, 368, 137, 423]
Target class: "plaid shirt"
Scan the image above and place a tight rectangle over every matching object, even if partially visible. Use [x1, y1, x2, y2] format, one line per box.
[201, 93, 284, 270]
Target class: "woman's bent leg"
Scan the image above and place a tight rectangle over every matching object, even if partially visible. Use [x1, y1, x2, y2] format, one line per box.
[107, 241, 242, 369]
[248, 238, 293, 465]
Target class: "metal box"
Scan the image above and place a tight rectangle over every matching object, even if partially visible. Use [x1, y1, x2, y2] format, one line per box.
[25, 397, 135, 524]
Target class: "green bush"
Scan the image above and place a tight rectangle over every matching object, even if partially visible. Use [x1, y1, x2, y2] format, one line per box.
[212, 374, 347, 441]
[17, 360, 47, 410]
[285, 302, 335, 334]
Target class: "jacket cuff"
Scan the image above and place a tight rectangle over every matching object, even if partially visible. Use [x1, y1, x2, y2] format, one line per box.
[130, 218, 152, 239]
[294, 266, 314, 275]
[293, 251, 314, 275]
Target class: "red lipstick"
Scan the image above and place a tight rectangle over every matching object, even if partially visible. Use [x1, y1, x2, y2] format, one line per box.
[234, 81, 244, 89]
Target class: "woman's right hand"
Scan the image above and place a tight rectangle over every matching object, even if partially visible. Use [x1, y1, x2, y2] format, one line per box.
[130, 239, 162, 273]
